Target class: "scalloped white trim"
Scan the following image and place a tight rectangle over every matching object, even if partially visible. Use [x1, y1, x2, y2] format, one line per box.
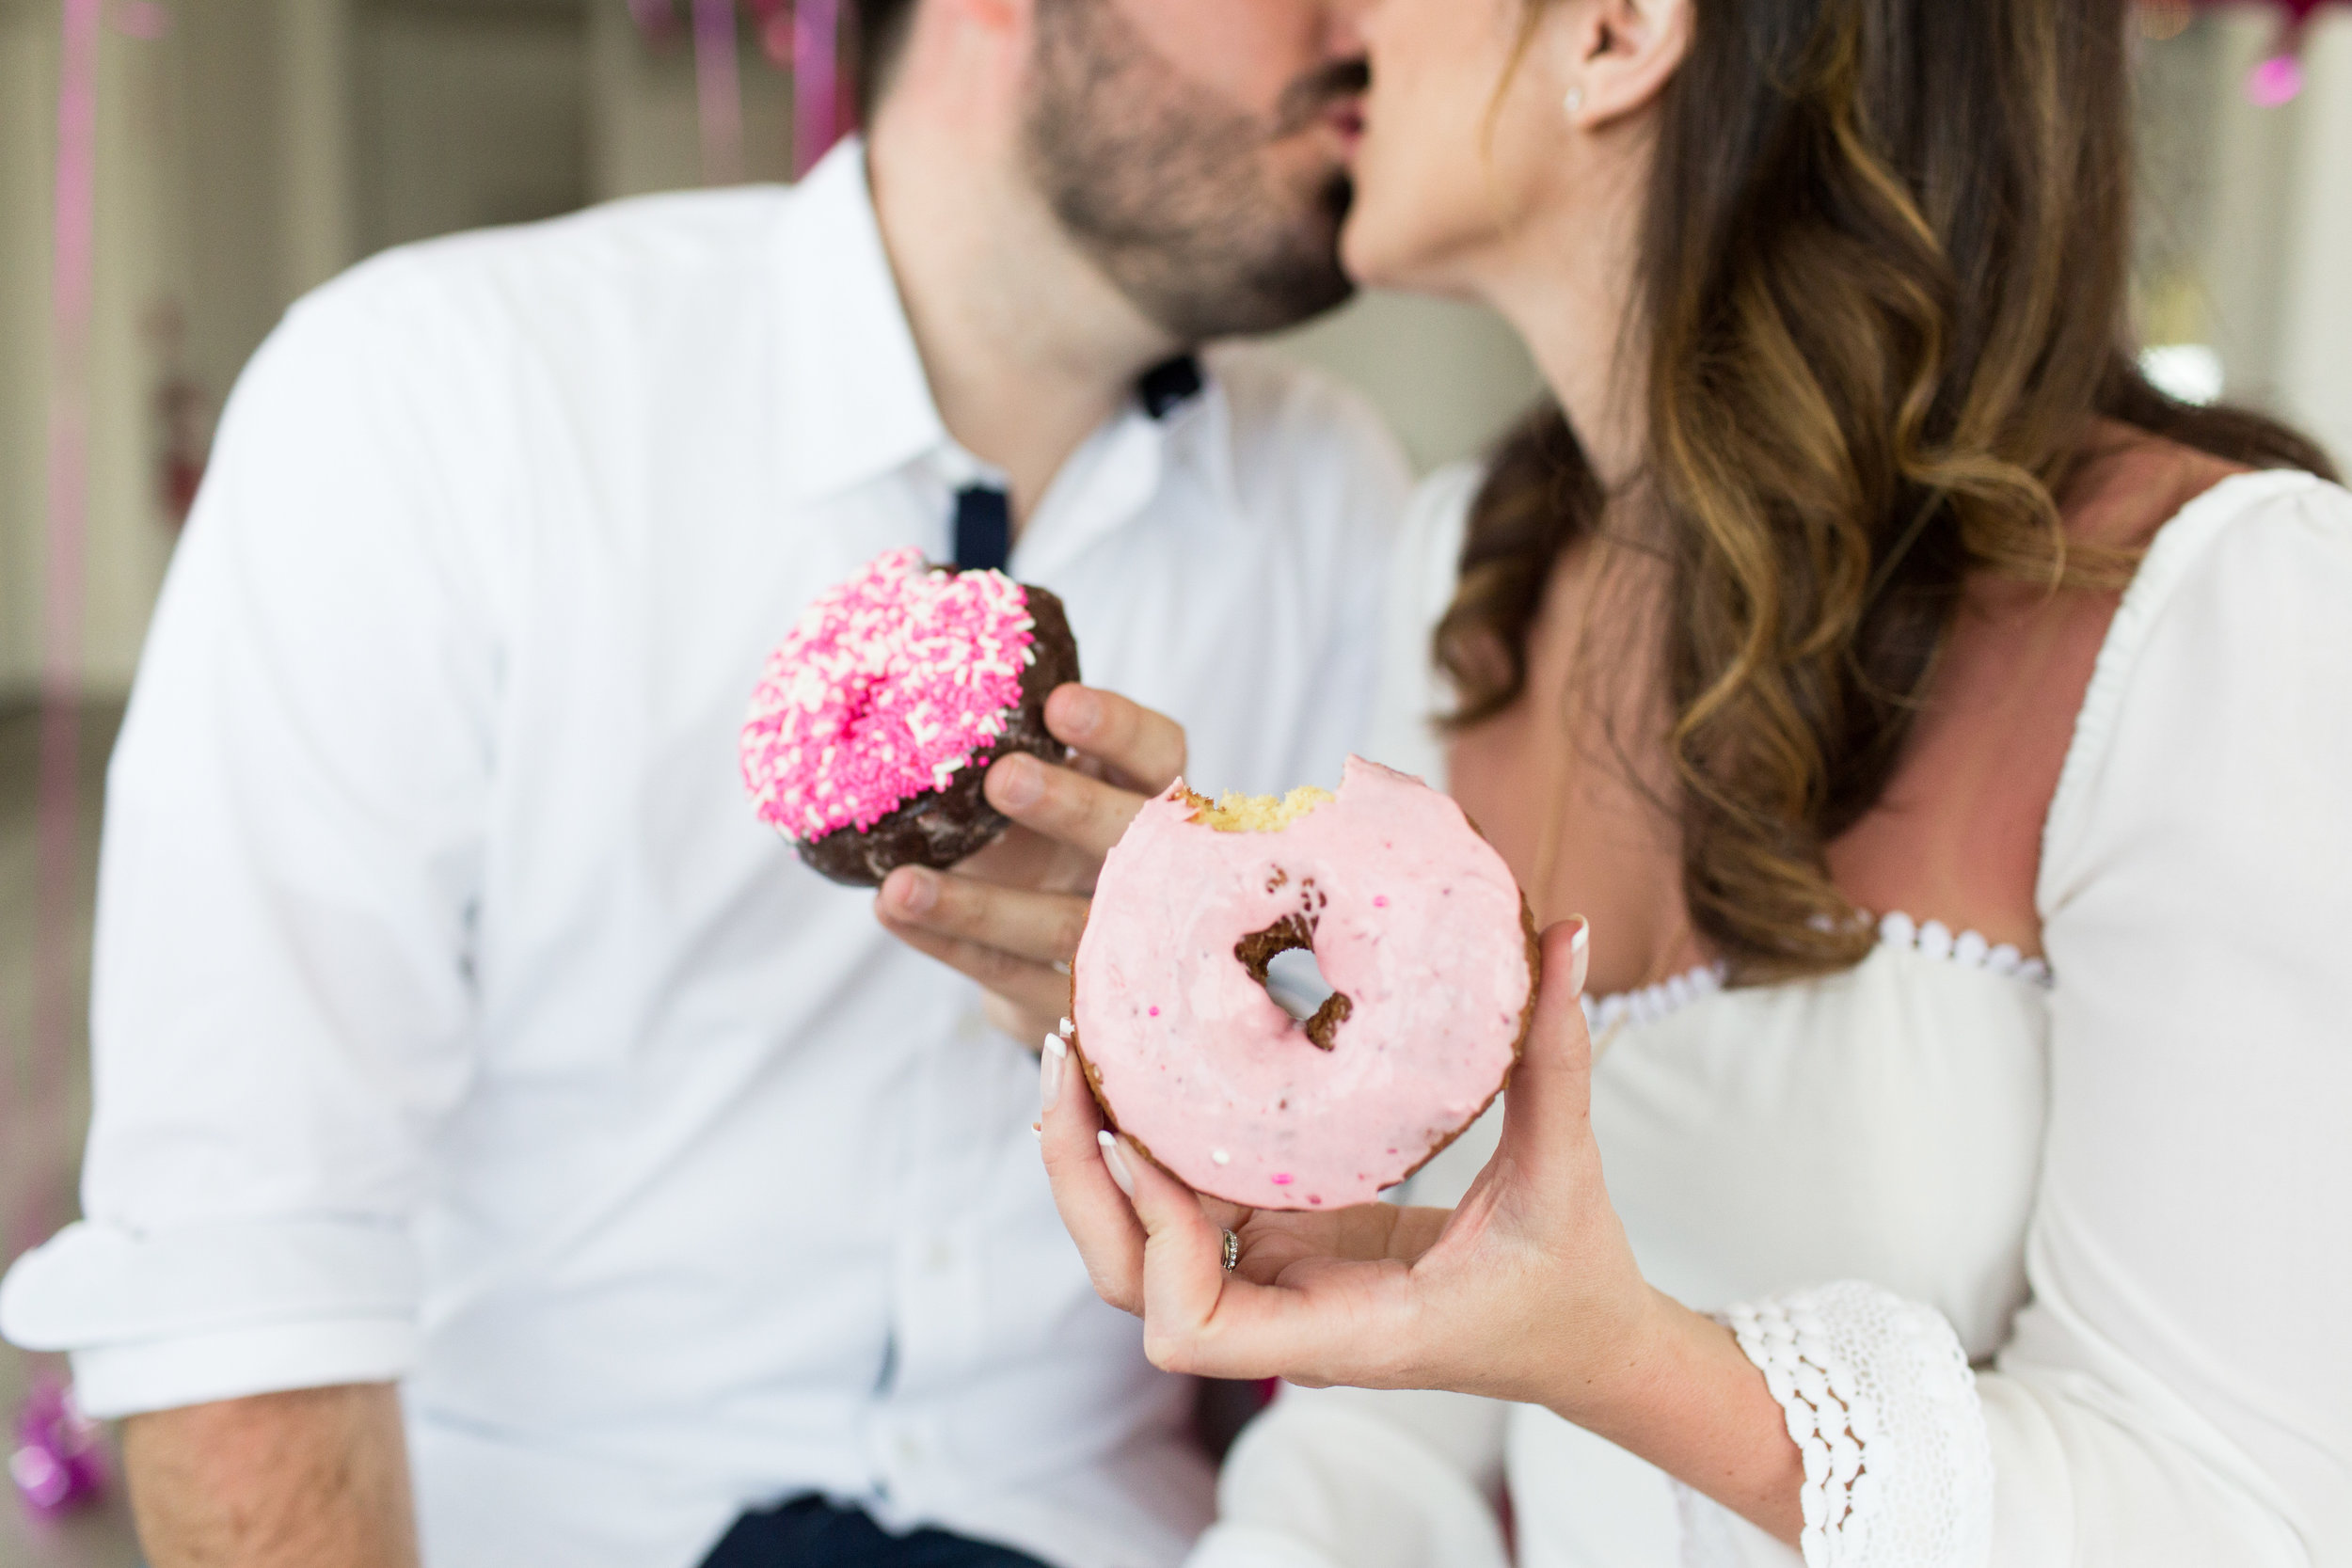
[1582, 961, 1727, 1034]
[1871, 911, 2048, 986]
[1581, 911, 2047, 1036]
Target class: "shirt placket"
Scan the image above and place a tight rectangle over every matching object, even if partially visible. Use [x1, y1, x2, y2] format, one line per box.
[868, 1010, 1002, 1509]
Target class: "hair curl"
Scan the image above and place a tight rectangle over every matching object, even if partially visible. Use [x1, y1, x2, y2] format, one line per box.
[1437, 0, 2336, 983]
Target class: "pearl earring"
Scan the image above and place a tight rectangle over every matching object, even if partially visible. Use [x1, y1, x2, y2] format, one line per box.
[1564, 85, 1585, 117]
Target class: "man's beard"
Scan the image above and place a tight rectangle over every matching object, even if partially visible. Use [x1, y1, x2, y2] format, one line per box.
[1022, 0, 1363, 344]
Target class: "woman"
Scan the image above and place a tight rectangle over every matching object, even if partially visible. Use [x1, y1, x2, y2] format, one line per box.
[1036, 0, 2352, 1561]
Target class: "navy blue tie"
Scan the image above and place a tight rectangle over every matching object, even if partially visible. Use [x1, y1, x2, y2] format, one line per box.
[952, 485, 1010, 574]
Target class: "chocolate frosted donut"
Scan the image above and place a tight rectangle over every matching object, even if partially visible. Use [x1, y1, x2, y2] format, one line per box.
[1070, 755, 1539, 1211]
[740, 546, 1081, 886]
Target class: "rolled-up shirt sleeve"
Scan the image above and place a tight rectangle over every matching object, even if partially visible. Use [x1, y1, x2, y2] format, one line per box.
[0, 267, 502, 1418]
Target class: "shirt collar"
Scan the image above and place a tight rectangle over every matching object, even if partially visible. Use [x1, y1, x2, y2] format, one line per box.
[1155, 355, 1236, 514]
[775, 139, 948, 505]
[774, 139, 1240, 519]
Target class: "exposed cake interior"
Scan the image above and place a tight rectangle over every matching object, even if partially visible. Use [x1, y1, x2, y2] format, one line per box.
[1187, 785, 1334, 833]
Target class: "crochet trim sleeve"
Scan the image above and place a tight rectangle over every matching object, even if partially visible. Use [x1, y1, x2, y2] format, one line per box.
[1685, 1281, 1994, 1568]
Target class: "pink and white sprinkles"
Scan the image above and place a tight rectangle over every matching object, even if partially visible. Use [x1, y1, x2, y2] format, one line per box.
[741, 547, 1038, 843]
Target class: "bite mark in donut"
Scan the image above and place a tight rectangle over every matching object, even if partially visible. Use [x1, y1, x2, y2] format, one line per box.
[1070, 755, 1539, 1210]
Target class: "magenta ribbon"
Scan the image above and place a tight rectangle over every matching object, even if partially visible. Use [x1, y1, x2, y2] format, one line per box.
[693, 0, 745, 184]
[10, 0, 105, 1521]
[792, 0, 843, 178]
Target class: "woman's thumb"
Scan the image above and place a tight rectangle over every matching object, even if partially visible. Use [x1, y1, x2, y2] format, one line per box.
[1497, 917, 1594, 1150]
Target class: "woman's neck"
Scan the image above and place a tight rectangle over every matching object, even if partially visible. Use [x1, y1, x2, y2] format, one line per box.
[1477, 154, 1654, 492]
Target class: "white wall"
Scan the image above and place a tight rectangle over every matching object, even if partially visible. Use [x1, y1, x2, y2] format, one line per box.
[2272, 17, 2352, 467]
[1274, 292, 1541, 476]
[2154, 10, 2352, 469]
[0, 0, 187, 702]
[587, 0, 795, 198]
[358, 5, 588, 254]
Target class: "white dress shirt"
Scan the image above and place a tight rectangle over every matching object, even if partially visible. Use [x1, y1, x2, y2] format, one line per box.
[0, 141, 1408, 1568]
[1195, 467, 2352, 1568]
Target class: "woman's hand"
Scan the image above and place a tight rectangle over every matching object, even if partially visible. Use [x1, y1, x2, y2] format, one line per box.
[1039, 919, 1655, 1401]
[1039, 918, 1806, 1543]
[875, 685, 1185, 1047]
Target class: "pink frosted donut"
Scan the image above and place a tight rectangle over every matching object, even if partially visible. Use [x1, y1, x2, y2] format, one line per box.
[741, 546, 1079, 885]
[1071, 755, 1538, 1211]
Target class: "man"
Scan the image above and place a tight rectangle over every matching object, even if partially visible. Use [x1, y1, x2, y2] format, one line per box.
[0, 2, 1406, 1564]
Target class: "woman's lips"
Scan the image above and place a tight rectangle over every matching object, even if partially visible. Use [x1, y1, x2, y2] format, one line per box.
[1324, 103, 1366, 154]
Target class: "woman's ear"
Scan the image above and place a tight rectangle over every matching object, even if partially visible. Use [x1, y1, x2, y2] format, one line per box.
[1552, 0, 1692, 130]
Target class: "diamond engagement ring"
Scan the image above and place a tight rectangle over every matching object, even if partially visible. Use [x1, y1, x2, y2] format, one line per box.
[1219, 1228, 1241, 1274]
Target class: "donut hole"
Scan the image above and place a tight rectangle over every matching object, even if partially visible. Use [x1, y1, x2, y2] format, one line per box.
[1233, 914, 1353, 1052]
[1264, 949, 1338, 1020]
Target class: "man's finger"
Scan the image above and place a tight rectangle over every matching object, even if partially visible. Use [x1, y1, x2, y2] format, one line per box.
[878, 865, 1089, 967]
[983, 754, 1149, 859]
[1039, 1038, 1146, 1314]
[1044, 686, 1186, 794]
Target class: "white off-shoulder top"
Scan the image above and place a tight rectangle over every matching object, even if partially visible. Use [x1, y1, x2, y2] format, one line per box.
[1189, 467, 2352, 1568]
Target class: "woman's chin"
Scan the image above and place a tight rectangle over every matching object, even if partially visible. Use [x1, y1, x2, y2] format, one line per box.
[1341, 213, 1477, 303]
[1338, 210, 1422, 295]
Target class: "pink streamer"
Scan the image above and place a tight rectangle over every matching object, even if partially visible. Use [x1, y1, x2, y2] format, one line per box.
[693, 0, 744, 185]
[14, 0, 107, 1519]
[20, 0, 100, 1270]
[793, 0, 842, 179]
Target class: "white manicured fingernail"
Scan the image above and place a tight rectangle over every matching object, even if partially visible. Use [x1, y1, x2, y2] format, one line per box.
[1098, 1131, 1136, 1198]
[1567, 918, 1591, 999]
[1041, 1033, 1067, 1112]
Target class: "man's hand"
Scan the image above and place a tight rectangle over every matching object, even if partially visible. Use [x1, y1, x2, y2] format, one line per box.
[876, 684, 1186, 1044]
[123, 1384, 419, 1568]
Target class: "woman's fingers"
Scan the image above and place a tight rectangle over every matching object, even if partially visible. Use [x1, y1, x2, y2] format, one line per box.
[1493, 918, 1596, 1168]
[1116, 1138, 1414, 1386]
[1037, 1037, 1148, 1314]
[877, 865, 1089, 968]
[1114, 1136, 1237, 1358]
[984, 753, 1150, 860]
[1044, 685, 1186, 794]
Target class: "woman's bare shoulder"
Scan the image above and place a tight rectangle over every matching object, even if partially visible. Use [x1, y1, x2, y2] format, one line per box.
[1826, 426, 2252, 949]
[2058, 420, 2253, 551]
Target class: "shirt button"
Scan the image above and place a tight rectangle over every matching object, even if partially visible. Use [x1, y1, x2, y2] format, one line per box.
[955, 1010, 988, 1040]
[925, 1238, 956, 1274]
[895, 1431, 925, 1466]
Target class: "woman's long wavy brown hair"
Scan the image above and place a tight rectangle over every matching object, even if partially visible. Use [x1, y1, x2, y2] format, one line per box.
[1438, 0, 2337, 983]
